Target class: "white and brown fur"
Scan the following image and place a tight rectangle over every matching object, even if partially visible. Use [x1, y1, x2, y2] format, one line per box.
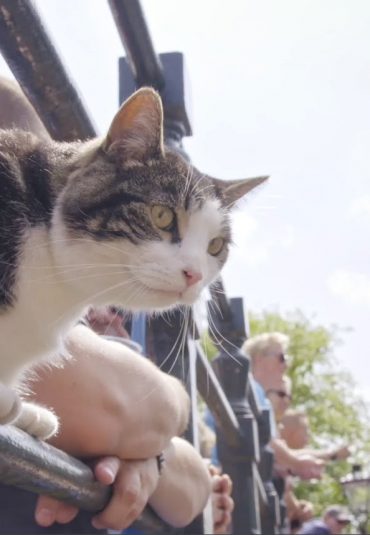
[0, 78, 268, 439]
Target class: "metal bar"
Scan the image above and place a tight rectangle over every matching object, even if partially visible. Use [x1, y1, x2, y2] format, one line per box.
[195, 342, 242, 449]
[0, 425, 109, 511]
[108, 0, 165, 89]
[0, 424, 170, 532]
[0, 0, 96, 141]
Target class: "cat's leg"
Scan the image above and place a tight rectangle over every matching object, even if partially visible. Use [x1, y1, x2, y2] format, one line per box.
[0, 383, 21, 424]
[13, 401, 59, 440]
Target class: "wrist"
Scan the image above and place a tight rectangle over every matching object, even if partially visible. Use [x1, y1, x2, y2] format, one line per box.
[156, 452, 165, 475]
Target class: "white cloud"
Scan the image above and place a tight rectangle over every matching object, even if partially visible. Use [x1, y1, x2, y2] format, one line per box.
[347, 196, 370, 223]
[229, 211, 270, 268]
[327, 269, 370, 306]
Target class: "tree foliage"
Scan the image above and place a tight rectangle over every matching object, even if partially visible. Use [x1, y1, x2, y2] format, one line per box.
[248, 309, 370, 513]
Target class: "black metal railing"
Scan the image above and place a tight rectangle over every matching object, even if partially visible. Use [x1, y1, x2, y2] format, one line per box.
[0, 0, 279, 533]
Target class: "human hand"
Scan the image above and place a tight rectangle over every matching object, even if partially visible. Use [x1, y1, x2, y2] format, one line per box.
[297, 500, 314, 522]
[35, 456, 159, 531]
[292, 455, 325, 480]
[209, 466, 234, 535]
[333, 445, 351, 461]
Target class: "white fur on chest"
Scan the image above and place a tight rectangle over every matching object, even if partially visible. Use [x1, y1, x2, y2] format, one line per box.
[0, 228, 79, 382]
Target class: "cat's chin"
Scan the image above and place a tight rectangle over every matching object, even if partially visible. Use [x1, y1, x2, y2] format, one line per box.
[127, 284, 200, 311]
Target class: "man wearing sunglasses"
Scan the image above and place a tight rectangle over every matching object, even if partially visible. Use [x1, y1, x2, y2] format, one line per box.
[299, 505, 351, 534]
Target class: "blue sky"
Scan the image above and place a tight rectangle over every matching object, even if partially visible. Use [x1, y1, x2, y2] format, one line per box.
[1, 0, 370, 403]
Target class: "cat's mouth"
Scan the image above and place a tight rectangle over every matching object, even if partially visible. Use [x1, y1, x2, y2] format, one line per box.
[140, 282, 183, 301]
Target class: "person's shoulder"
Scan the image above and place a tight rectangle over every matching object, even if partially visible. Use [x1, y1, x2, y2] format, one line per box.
[299, 519, 330, 535]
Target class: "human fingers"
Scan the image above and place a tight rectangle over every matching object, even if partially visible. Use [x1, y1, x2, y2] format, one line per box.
[94, 456, 121, 485]
[211, 474, 223, 492]
[35, 495, 78, 527]
[92, 459, 157, 531]
[219, 473, 233, 495]
[216, 493, 234, 514]
[208, 464, 221, 477]
[214, 508, 232, 534]
[335, 445, 351, 460]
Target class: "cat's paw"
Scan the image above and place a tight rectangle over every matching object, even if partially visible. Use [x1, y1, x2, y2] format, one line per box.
[14, 402, 59, 440]
[0, 384, 21, 424]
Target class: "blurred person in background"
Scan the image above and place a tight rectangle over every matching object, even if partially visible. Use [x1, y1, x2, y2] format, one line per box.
[266, 375, 292, 424]
[280, 410, 350, 462]
[242, 333, 324, 481]
[298, 505, 351, 535]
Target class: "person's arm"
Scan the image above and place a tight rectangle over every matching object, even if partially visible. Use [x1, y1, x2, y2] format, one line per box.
[36, 437, 212, 530]
[149, 437, 212, 527]
[29, 324, 189, 459]
[271, 438, 325, 479]
[294, 444, 350, 462]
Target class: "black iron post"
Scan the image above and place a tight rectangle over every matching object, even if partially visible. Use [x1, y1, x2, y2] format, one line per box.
[212, 349, 261, 535]
[0, 0, 96, 141]
[208, 289, 281, 534]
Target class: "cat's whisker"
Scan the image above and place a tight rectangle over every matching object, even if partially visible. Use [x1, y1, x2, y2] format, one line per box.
[165, 308, 189, 378]
[208, 291, 224, 319]
[25, 271, 130, 285]
[208, 321, 243, 367]
[133, 310, 189, 404]
[48, 277, 146, 329]
[26, 236, 134, 258]
[183, 162, 195, 202]
[156, 311, 189, 374]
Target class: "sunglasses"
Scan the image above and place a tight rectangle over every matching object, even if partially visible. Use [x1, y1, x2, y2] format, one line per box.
[277, 353, 288, 363]
[267, 389, 292, 401]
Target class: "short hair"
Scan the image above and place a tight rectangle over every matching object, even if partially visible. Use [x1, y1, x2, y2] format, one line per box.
[281, 409, 308, 429]
[241, 332, 289, 364]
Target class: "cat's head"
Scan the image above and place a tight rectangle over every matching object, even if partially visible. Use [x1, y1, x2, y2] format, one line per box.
[54, 88, 267, 311]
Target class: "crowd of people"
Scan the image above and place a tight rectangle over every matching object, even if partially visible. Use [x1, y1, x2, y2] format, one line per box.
[241, 332, 352, 534]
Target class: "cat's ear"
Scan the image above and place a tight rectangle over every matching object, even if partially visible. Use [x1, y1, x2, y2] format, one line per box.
[102, 87, 164, 161]
[213, 175, 269, 208]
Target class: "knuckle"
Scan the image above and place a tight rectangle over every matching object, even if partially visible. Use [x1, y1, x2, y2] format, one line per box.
[125, 486, 140, 505]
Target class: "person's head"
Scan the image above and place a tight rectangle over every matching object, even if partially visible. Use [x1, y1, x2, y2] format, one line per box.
[266, 375, 292, 422]
[242, 332, 290, 388]
[323, 505, 351, 534]
[280, 409, 310, 448]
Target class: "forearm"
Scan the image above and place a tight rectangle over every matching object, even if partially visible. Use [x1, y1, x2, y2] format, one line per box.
[149, 437, 212, 527]
[28, 325, 189, 459]
[284, 488, 300, 516]
[271, 438, 296, 470]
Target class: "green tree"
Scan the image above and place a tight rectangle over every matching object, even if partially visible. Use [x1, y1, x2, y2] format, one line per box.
[248, 309, 370, 514]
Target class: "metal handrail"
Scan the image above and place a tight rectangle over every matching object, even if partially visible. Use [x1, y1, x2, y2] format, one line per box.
[0, 425, 110, 511]
[0, 0, 96, 140]
[108, 0, 165, 90]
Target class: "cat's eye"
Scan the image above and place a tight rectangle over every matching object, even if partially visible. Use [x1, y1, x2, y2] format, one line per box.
[208, 237, 225, 256]
[151, 205, 175, 230]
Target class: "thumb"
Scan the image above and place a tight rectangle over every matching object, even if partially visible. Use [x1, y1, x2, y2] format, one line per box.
[94, 456, 121, 485]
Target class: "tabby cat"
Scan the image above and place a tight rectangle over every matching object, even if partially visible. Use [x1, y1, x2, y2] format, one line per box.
[0, 84, 267, 438]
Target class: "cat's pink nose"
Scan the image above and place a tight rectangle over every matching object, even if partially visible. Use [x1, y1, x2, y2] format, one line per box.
[183, 269, 202, 287]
